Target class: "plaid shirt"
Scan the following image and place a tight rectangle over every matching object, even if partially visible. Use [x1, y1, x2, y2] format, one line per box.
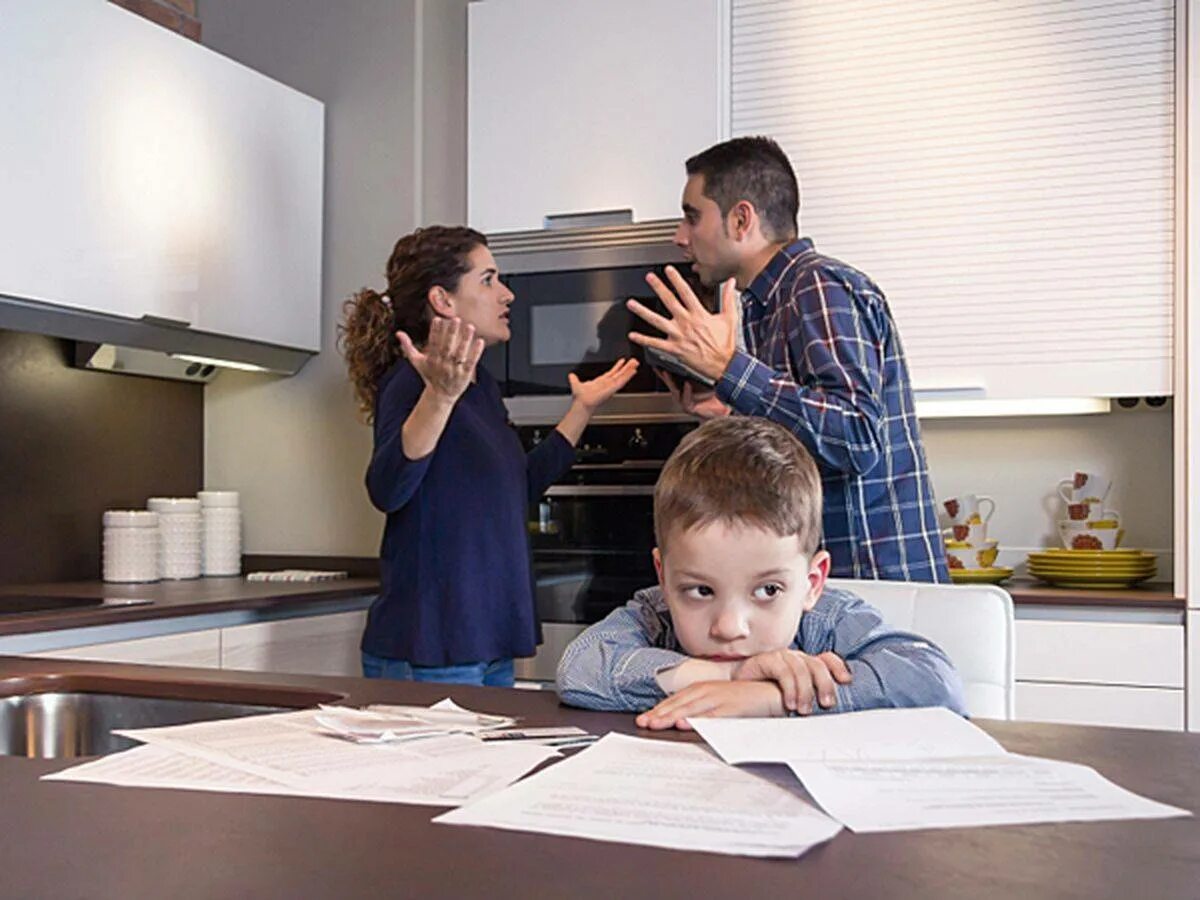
[556, 585, 966, 715]
[716, 238, 948, 583]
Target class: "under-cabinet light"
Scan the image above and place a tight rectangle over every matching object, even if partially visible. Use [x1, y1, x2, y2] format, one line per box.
[914, 397, 1112, 418]
[170, 353, 270, 373]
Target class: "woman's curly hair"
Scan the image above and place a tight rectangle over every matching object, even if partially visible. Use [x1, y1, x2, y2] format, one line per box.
[338, 225, 487, 422]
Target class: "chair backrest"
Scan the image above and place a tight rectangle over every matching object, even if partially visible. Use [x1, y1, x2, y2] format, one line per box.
[825, 577, 1016, 720]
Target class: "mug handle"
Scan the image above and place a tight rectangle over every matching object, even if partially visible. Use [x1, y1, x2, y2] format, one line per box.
[1102, 509, 1121, 526]
[1056, 479, 1074, 504]
[977, 496, 996, 523]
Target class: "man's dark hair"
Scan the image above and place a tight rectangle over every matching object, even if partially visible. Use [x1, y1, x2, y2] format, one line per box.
[685, 136, 799, 241]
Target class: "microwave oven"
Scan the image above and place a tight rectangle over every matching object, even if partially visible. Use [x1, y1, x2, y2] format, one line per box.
[483, 220, 712, 424]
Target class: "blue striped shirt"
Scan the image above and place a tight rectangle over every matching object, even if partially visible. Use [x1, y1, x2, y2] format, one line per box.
[716, 238, 948, 583]
[556, 585, 966, 716]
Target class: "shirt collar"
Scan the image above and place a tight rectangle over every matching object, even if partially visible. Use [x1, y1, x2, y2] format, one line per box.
[744, 237, 815, 305]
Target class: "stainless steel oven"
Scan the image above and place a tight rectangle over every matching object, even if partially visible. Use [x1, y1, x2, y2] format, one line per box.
[513, 421, 696, 682]
[484, 220, 713, 426]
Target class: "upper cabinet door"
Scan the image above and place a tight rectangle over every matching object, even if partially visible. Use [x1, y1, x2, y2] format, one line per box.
[730, 0, 1175, 400]
[0, 0, 324, 352]
[468, 0, 729, 234]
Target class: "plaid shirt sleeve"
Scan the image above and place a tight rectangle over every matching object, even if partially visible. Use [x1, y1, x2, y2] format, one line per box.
[555, 594, 688, 711]
[800, 589, 968, 716]
[716, 267, 887, 476]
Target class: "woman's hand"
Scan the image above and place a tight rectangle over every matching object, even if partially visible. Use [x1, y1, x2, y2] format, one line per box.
[396, 316, 485, 402]
[567, 358, 640, 412]
[555, 358, 640, 446]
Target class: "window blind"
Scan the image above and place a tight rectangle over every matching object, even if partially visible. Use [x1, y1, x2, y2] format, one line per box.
[731, 0, 1175, 398]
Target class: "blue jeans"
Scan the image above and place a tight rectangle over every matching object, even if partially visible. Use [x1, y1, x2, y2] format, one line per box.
[361, 651, 515, 688]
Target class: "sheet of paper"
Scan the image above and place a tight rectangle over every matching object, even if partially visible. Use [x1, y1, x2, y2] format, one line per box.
[44, 738, 555, 807]
[691, 707, 1006, 764]
[787, 754, 1192, 832]
[114, 709, 547, 792]
[436, 733, 842, 858]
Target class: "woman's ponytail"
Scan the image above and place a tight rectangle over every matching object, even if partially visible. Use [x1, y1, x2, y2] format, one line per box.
[338, 288, 400, 422]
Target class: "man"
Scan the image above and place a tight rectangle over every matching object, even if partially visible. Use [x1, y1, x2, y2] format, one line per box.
[627, 136, 947, 583]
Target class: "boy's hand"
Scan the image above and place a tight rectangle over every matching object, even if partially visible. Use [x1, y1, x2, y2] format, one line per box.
[733, 650, 853, 714]
[635, 681, 785, 730]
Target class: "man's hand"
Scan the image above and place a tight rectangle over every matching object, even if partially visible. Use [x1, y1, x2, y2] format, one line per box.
[627, 269, 739, 383]
[656, 370, 731, 420]
[635, 680, 785, 730]
[733, 650, 853, 715]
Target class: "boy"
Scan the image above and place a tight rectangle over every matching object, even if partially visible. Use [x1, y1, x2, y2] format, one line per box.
[556, 417, 966, 729]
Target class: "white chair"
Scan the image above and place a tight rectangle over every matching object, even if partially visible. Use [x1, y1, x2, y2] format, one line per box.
[825, 577, 1016, 720]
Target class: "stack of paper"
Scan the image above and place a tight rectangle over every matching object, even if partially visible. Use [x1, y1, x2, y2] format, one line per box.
[44, 700, 555, 807]
[314, 700, 516, 743]
[436, 733, 842, 858]
[691, 707, 1191, 833]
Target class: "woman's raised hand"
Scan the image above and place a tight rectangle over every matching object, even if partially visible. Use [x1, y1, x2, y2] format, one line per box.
[567, 358, 640, 412]
[396, 316, 485, 402]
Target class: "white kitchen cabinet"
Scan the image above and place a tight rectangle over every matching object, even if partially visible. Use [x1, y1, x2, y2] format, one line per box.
[468, 0, 727, 233]
[0, 0, 323, 351]
[1015, 620, 1184, 688]
[729, 0, 1175, 400]
[1015, 683, 1185, 732]
[220, 610, 368, 677]
[1013, 618, 1186, 731]
[35, 629, 222, 669]
[1189, 611, 1199, 733]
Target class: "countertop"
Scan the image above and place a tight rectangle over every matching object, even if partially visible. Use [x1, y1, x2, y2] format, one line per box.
[0, 577, 381, 636]
[0, 572, 1181, 641]
[0, 655, 1197, 899]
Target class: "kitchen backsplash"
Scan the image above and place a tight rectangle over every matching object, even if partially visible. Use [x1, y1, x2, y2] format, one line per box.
[922, 403, 1174, 575]
[0, 330, 202, 584]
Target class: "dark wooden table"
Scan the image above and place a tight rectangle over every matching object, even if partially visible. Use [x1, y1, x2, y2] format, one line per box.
[1, 656, 1197, 899]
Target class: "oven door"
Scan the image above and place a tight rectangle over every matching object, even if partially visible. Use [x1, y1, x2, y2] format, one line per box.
[530, 483, 657, 626]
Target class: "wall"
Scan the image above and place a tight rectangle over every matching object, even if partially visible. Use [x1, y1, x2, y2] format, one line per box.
[198, 1, 1175, 576]
[200, 0, 468, 556]
[0, 331, 203, 583]
[923, 404, 1174, 573]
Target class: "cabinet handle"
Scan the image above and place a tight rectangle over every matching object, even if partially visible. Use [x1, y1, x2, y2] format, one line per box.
[543, 209, 634, 230]
[140, 314, 192, 329]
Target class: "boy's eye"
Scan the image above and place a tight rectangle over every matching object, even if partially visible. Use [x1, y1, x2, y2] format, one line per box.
[681, 584, 714, 600]
[752, 583, 785, 601]
[483, 275, 493, 286]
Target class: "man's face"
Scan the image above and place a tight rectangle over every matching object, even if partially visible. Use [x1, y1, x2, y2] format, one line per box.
[653, 519, 828, 661]
[673, 174, 741, 286]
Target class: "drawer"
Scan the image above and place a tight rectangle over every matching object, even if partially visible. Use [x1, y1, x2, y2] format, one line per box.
[1015, 620, 1183, 687]
[1015, 682, 1184, 731]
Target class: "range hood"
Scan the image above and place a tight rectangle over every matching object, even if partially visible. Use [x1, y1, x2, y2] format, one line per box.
[0, 292, 314, 381]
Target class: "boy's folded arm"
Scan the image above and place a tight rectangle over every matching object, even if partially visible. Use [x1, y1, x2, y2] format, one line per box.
[831, 634, 968, 715]
[556, 606, 692, 711]
[812, 594, 968, 716]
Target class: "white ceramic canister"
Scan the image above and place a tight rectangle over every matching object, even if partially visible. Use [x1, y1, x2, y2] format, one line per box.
[147, 497, 202, 580]
[199, 490, 241, 576]
[102, 510, 160, 583]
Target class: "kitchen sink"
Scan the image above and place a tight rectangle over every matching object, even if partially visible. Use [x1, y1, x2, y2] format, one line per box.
[0, 674, 344, 759]
[0, 596, 107, 616]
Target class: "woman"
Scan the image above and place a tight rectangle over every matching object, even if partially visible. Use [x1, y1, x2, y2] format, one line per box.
[340, 226, 637, 686]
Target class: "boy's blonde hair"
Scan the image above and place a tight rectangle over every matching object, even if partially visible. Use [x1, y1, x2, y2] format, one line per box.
[654, 417, 823, 556]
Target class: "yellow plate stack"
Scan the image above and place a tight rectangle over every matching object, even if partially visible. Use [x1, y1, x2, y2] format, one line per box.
[1026, 549, 1157, 589]
[948, 567, 1014, 585]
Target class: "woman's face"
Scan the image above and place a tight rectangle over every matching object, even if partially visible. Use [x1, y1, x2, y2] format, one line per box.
[440, 245, 514, 346]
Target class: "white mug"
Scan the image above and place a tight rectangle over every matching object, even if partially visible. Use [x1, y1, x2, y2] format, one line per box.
[942, 493, 996, 525]
[1057, 472, 1112, 505]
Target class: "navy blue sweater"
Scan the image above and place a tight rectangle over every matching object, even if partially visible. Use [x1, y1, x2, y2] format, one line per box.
[361, 360, 575, 665]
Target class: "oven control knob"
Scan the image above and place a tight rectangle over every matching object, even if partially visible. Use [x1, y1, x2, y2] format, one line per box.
[628, 428, 648, 451]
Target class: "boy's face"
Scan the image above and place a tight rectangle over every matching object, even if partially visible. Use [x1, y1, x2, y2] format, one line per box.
[653, 519, 830, 661]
